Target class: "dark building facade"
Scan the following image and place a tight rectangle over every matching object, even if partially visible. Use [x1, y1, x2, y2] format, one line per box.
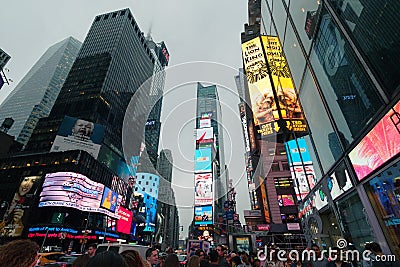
[258, 0, 400, 257]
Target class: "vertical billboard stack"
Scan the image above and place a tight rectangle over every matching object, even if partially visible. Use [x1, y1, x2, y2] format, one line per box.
[241, 36, 307, 138]
[194, 113, 214, 238]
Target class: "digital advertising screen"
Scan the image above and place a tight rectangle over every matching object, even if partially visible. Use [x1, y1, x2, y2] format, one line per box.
[195, 148, 212, 173]
[314, 186, 328, 210]
[116, 207, 132, 234]
[234, 236, 252, 254]
[50, 116, 105, 159]
[196, 127, 214, 143]
[328, 164, 353, 200]
[349, 100, 400, 181]
[101, 187, 119, 213]
[38, 172, 119, 218]
[277, 195, 295, 206]
[194, 205, 213, 225]
[199, 118, 211, 128]
[195, 173, 213, 205]
[0, 176, 42, 237]
[286, 138, 312, 165]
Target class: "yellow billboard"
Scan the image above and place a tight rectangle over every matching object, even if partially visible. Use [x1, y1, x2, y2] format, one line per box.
[242, 36, 307, 136]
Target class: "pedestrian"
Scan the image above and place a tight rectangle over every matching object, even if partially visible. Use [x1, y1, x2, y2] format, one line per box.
[238, 252, 252, 267]
[309, 244, 327, 267]
[86, 243, 97, 257]
[121, 249, 147, 267]
[146, 247, 160, 267]
[326, 247, 351, 267]
[209, 250, 221, 267]
[231, 255, 242, 267]
[188, 255, 201, 267]
[85, 251, 128, 267]
[0, 239, 39, 267]
[217, 245, 230, 267]
[71, 254, 90, 267]
[164, 254, 180, 267]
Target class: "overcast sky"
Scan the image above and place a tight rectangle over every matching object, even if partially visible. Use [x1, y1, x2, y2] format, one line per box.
[0, 0, 250, 239]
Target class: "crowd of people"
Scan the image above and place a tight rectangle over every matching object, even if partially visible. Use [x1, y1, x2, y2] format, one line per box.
[0, 239, 398, 267]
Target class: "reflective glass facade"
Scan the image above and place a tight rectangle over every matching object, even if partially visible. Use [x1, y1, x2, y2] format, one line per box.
[261, 0, 400, 256]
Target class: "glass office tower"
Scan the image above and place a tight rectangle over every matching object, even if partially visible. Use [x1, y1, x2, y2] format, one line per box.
[0, 37, 81, 145]
[259, 0, 400, 257]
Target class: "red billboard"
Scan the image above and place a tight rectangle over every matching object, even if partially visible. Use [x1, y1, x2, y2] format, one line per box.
[117, 207, 132, 234]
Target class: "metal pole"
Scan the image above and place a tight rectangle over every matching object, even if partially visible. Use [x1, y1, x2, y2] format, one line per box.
[81, 212, 90, 253]
[40, 228, 50, 252]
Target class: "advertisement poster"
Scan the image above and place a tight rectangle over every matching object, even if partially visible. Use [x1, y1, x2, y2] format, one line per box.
[101, 187, 119, 212]
[0, 176, 42, 237]
[195, 148, 212, 173]
[277, 195, 295, 206]
[199, 118, 211, 128]
[234, 236, 251, 254]
[196, 128, 214, 143]
[328, 164, 353, 200]
[116, 207, 132, 234]
[50, 116, 105, 159]
[38, 172, 120, 218]
[349, 100, 400, 181]
[194, 205, 213, 225]
[195, 173, 213, 205]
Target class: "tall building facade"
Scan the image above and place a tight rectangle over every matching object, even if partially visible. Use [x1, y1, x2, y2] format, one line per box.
[156, 149, 180, 249]
[259, 0, 400, 257]
[0, 48, 10, 69]
[0, 37, 81, 145]
[192, 83, 228, 242]
[25, 8, 159, 156]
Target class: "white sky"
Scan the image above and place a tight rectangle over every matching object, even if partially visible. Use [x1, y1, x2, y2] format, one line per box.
[0, 0, 250, 239]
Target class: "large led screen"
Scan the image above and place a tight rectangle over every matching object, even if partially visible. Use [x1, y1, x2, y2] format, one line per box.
[286, 139, 312, 165]
[194, 205, 213, 225]
[38, 172, 119, 218]
[50, 116, 105, 159]
[328, 163, 353, 200]
[242, 37, 278, 128]
[101, 187, 119, 213]
[0, 176, 42, 237]
[196, 128, 214, 143]
[117, 207, 132, 234]
[195, 173, 213, 205]
[349, 100, 400, 181]
[195, 148, 212, 173]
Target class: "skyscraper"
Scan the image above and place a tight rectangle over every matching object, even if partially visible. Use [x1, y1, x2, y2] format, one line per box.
[193, 83, 228, 242]
[0, 37, 81, 145]
[0, 48, 10, 69]
[25, 8, 162, 156]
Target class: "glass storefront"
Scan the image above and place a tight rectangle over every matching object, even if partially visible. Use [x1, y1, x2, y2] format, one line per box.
[365, 161, 400, 257]
[337, 191, 374, 253]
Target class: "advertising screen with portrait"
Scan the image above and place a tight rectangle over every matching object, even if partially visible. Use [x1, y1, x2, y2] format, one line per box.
[349, 100, 400, 181]
[0, 176, 42, 237]
[194, 173, 213, 205]
[195, 148, 212, 173]
[38, 172, 119, 218]
[101, 187, 119, 213]
[50, 116, 105, 159]
[194, 205, 213, 225]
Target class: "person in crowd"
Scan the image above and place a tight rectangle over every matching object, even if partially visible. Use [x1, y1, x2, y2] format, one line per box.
[327, 247, 351, 267]
[231, 255, 242, 267]
[188, 255, 201, 267]
[195, 249, 206, 261]
[309, 244, 328, 267]
[159, 252, 168, 267]
[121, 249, 147, 267]
[258, 252, 266, 267]
[217, 245, 230, 267]
[264, 247, 284, 267]
[290, 251, 307, 267]
[85, 251, 128, 267]
[86, 243, 97, 257]
[368, 242, 400, 267]
[238, 252, 252, 267]
[253, 259, 261, 267]
[71, 254, 90, 267]
[209, 250, 221, 267]
[0, 239, 39, 267]
[146, 247, 160, 267]
[164, 253, 180, 267]
[0, 176, 40, 237]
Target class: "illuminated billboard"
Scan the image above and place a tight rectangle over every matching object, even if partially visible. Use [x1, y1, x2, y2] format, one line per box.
[259, 176, 271, 223]
[50, 116, 105, 159]
[199, 118, 211, 128]
[101, 187, 119, 213]
[194, 205, 213, 225]
[195, 173, 213, 205]
[117, 207, 132, 234]
[195, 148, 212, 173]
[286, 139, 312, 165]
[328, 165, 353, 200]
[0, 176, 41, 237]
[349, 100, 400, 181]
[277, 195, 295, 206]
[196, 128, 214, 143]
[242, 36, 307, 137]
[38, 172, 120, 218]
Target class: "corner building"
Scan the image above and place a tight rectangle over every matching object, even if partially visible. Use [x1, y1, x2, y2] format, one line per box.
[259, 0, 400, 257]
